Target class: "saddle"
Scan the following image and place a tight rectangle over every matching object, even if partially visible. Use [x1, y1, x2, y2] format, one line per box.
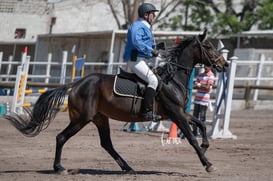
[113, 46, 167, 99]
[113, 68, 148, 99]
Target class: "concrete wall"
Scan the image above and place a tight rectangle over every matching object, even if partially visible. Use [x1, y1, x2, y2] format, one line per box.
[0, 13, 49, 41]
[52, 0, 119, 33]
[0, 0, 119, 42]
[0, 0, 49, 41]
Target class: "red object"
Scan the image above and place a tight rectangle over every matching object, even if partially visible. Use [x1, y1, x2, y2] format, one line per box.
[168, 122, 178, 139]
[175, 37, 180, 44]
[23, 46, 28, 54]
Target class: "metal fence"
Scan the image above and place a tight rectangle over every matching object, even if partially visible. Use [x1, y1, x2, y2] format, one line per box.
[0, 51, 126, 84]
[0, 51, 273, 101]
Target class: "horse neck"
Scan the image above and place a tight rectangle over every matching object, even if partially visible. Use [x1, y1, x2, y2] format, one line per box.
[176, 46, 197, 70]
[172, 54, 195, 97]
[176, 50, 195, 84]
[174, 68, 192, 88]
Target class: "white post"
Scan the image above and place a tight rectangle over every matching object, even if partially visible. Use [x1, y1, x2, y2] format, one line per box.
[208, 49, 228, 138]
[253, 54, 264, 101]
[11, 55, 30, 115]
[221, 56, 238, 139]
[11, 65, 22, 113]
[107, 30, 116, 74]
[0, 52, 3, 76]
[60, 51, 67, 84]
[208, 72, 225, 137]
[45, 53, 52, 84]
[5, 55, 13, 82]
[107, 52, 114, 74]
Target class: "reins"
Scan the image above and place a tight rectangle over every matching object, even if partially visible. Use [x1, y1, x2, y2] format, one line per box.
[195, 36, 223, 69]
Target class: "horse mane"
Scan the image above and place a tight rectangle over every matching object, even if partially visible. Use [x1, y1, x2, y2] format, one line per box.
[156, 36, 196, 110]
[166, 36, 195, 61]
[157, 36, 195, 82]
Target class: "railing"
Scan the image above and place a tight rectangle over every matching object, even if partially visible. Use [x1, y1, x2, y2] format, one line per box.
[0, 51, 273, 101]
[0, 51, 126, 85]
[232, 54, 273, 101]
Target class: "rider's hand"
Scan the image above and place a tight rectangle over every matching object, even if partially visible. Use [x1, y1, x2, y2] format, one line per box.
[156, 42, 166, 50]
[152, 49, 159, 57]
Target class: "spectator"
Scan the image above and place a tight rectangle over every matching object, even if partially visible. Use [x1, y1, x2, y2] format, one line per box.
[192, 66, 215, 136]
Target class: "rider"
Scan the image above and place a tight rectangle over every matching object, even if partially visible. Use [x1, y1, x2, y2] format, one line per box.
[123, 3, 161, 122]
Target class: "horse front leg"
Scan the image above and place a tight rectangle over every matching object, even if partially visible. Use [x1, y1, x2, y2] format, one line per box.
[174, 118, 216, 172]
[93, 114, 135, 174]
[186, 113, 209, 153]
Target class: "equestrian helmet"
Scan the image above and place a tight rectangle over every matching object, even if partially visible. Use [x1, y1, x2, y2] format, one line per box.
[138, 3, 159, 18]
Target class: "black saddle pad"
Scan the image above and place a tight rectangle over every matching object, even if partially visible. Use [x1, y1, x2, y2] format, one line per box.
[113, 76, 144, 99]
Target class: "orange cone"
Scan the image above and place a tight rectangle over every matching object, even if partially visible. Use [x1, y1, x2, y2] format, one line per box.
[168, 122, 178, 139]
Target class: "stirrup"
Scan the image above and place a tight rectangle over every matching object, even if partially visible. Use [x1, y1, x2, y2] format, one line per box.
[143, 111, 162, 122]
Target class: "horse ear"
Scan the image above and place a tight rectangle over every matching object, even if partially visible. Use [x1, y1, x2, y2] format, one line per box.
[199, 28, 208, 43]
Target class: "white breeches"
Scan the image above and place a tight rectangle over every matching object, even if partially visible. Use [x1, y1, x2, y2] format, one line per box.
[127, 58, 158, 90]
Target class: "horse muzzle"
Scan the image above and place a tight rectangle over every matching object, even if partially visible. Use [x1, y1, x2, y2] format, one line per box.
[213, 61, 229, 72]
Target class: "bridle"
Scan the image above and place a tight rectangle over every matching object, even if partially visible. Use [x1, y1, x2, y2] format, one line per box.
[157, 36, 225, 83]
[195, 36, 224, 71]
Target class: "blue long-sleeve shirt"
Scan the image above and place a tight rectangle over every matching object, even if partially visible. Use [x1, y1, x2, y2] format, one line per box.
[123, 19, 155, 62]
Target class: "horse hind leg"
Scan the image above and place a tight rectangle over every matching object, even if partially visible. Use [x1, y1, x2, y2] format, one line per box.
[93, 113, 135, 174]
[53, 111, 91, 175]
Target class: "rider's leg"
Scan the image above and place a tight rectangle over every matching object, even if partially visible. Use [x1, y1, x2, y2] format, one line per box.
[142, 86, 161, 121]
[128, 59, 161, 121]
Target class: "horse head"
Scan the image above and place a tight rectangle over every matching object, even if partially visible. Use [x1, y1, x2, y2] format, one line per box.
[195, 29, 229, 72]
[173, 29, 229, 72]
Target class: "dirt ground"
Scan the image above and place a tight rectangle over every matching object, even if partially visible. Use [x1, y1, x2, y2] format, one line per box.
[0, 109, 273, 181]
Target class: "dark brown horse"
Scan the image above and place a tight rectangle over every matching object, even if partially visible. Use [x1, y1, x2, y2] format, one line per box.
[5, 29, 228, 174]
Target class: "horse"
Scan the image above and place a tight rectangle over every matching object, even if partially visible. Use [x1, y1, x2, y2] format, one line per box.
[4, 29, 228, 174]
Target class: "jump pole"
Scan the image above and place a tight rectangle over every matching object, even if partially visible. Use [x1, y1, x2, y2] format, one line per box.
[11, 47, 30, 115]
[12, 50, 71, 114]
[209, 49, 238, 139]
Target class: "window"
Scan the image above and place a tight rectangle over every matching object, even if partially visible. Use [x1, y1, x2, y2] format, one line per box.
[14, 28, 26, 39]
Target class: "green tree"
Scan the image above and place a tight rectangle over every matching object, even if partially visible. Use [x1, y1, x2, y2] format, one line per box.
[157, 0, 273, 37]
[256, 0, 273, 29]
[107, 0, 273, 36]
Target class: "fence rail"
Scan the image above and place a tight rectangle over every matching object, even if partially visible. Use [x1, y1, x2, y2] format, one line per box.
[0, 51, 273, 101]
[233, 53, 273, 101]
[0, 51, 126, 84]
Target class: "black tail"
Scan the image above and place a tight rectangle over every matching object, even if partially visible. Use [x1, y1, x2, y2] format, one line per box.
[4, 83, 73, 137]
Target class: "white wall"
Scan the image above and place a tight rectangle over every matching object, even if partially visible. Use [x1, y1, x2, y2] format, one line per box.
[0, 0, 119, 42]
[0, 13, 49, 41]
[52, 1, 118, 33]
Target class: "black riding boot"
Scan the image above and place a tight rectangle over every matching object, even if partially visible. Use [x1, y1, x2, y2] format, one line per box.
[142, 87, 162, 121]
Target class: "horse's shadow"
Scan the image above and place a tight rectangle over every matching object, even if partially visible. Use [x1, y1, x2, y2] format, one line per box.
[1, 169, 197, 177]
[39, 169, 196, 177]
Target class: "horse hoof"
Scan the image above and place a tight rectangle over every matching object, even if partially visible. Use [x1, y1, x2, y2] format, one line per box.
[125, 169, 136, 175]
[68, 169, 80, 175]
[57, 169, 69, 175]
[206, 165, 217, 172]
